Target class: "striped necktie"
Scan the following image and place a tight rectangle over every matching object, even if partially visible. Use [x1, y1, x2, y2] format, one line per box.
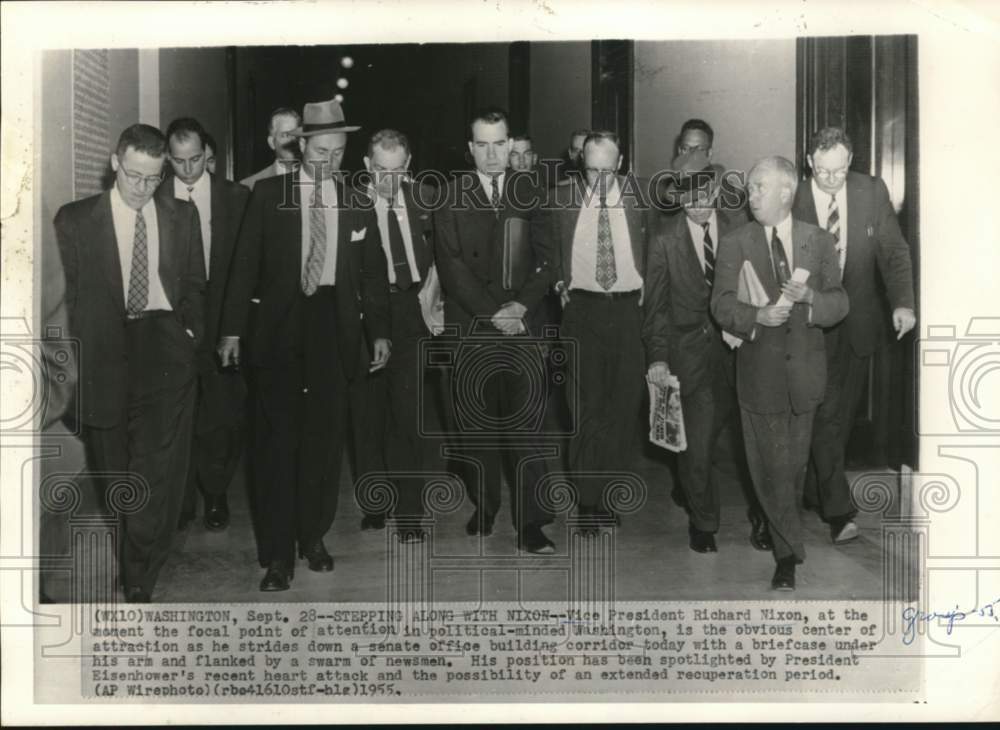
[302, 184, 327, 295]
[701, 221, 715, 288]
[827, 193, 844, 271]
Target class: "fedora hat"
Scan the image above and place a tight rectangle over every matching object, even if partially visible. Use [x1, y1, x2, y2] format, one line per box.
[291, 98, 361, 136]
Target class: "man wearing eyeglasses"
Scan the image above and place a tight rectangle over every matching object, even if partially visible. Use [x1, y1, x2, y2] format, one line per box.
[670, 118, 748, 219]
[53, 123, 206, 602]
[793, 126, 916, 545]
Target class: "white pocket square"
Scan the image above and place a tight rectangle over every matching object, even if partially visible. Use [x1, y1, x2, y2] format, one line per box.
[351, 227, 367, 242]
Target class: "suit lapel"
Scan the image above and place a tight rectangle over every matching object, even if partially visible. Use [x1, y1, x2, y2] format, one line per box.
[674, 214, 708, 294]
[208, 174, 225, 281]
[794, 180, 819, 226]
[791, 218, 813, 272]
[750, 223, 781, 302]
[562, 180, 585, 284]
[156, 195, 177, 307]
[402, 182, 431, 278]
[92, 192, 126, 314]
[845, 173, 866, 279]
[285, 172, 304, 278]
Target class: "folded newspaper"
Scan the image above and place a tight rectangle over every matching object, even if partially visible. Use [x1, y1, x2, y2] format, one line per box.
[647, 373, 687, 452]
[722, 262, 810, 349]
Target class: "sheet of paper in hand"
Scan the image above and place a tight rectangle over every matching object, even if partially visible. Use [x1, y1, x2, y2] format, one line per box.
[647, 373, 687, 452]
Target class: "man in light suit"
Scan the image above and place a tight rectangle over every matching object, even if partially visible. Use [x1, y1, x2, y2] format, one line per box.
[434, 106, 555, 554]
[353, 129, 436, 539]
[536, 130, 655, 527]
[54, 124, 205, 602]
[643, 150, 769, 555]
[793, 126, 916, 544]
[240, 106, 301, 191]
[711, 156, 848, 590]
[219, 99, 390, 591]
[161, 117, 250, 532]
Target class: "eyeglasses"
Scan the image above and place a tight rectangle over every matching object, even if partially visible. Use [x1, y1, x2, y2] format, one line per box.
[119, 165, 164, 188]
[814, 167, 848, 180]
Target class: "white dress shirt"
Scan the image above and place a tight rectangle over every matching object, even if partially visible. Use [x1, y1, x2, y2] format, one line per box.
[570, 178, 643, 292]
[174, 172, 212, 277]
[476, 171, 505, 206]
[370, 185, 420, 286]
[298, 168, 338, 286]
[110, 184, 171, 311]
[685, 211, 718, 274]
[811, 177, 848, 271]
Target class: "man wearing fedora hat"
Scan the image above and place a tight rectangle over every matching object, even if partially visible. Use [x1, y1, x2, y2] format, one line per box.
[643, 150, 770, 556]
[219, 99, 391, 591]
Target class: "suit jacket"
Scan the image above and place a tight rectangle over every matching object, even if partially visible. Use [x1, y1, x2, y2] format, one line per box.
[642, 209, 741, 395]
[534, 174, 655, 293]
[156, 174, 250, 370]
[710, 218, 849, 415]
[792, 171, 915, 357]
[434, 171, 550, 335]
[54, 190, 206, 427]
[220, 171, 390, 374]
[361, 180, 435, 285]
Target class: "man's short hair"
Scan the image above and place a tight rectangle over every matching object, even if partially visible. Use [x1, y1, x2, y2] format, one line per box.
[511, 134, 532, 144]
[570, 128, 591, 142]
[115, 123, 167, 158]
[468, 106, 509, 138]
[165, 117, 207, 149]
[582, 130, 621, 153]
[203, 131, 217, 154]
[680, 118, 714, 148]
[268, 106, 302, 134]
[809, 126, 853, 157]
[750, 155, 799, 196]
[367, 128, 411, 158]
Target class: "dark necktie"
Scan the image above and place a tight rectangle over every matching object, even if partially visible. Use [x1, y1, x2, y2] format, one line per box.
[595, 194, 617, 290]
[386, 205, 412, 290]
[827, 193, 843, 271]
[186, 185, 194, 201]
[302, 184, 327, 295]
[126, 210, 149, 316]
[770, 226, 790, 287]
[490, 175, 500, 216]
[701, 221, 715, 288]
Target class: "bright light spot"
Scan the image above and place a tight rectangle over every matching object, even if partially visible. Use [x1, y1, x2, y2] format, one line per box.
[336, 77, 349, 89]
[341, 56, 354, 69]
[334, 94, 344, 103]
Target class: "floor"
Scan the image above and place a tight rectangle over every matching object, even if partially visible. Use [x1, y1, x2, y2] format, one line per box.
[39, 382, 890, 604]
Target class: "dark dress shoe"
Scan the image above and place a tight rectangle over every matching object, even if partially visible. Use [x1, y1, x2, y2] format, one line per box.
[749, 512, 773, 552]
[124, 585, 151, 603]
[465, 510, 495, 537]
[177, 510, 195, 530]
[518, 524, 556, 555]
[299, 540, 334, 572]
[259, 561, 292, 592]
[688, 525, 718, 553]
[361, 513, 386, 530]
[203, 495, 230, 531]
[771, 558, 796, 591]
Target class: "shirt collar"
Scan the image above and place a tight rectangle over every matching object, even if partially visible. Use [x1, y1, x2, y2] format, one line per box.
[586, 176, 622, 206]
[811, 176, 845, 206]
[476, 170, 504, 192]
[174, 172, 209, 196]
[275, 159, 297, 175]
[772, 212, 793, 243]
[368, 182, 403, 208]
[686, 210, 717, 231]
[111, 183, 153, 217]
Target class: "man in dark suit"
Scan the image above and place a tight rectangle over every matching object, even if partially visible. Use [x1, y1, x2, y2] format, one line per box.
[536, 130, 654, 527]
[434, 107, 555, 554]
[161, 117, 250, 532]
[54, 124, 205, 602]
[711, 156, 849, 591]
[240, 107, 301, 191]
[218, 99, 390, 591]
[643, 150, 770, 554]
[354, 128, 435, 540]
[793, 126, 916, 544]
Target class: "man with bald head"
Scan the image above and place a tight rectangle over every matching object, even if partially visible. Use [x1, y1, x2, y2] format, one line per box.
[711, 156, 848, 591]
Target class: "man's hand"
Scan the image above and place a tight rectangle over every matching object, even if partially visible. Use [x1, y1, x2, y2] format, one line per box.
[892, 307, 916, 340]
[218, 336, 240, 368]
[755, 305, 792, 327]
[492, 301, 527, 336]
[780, 279, 814, 305]
[647, 361, 671, 388]
[370, 338, 391, 372]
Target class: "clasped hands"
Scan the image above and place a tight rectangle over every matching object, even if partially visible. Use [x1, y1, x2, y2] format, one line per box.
[756, 280, 814, 327]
